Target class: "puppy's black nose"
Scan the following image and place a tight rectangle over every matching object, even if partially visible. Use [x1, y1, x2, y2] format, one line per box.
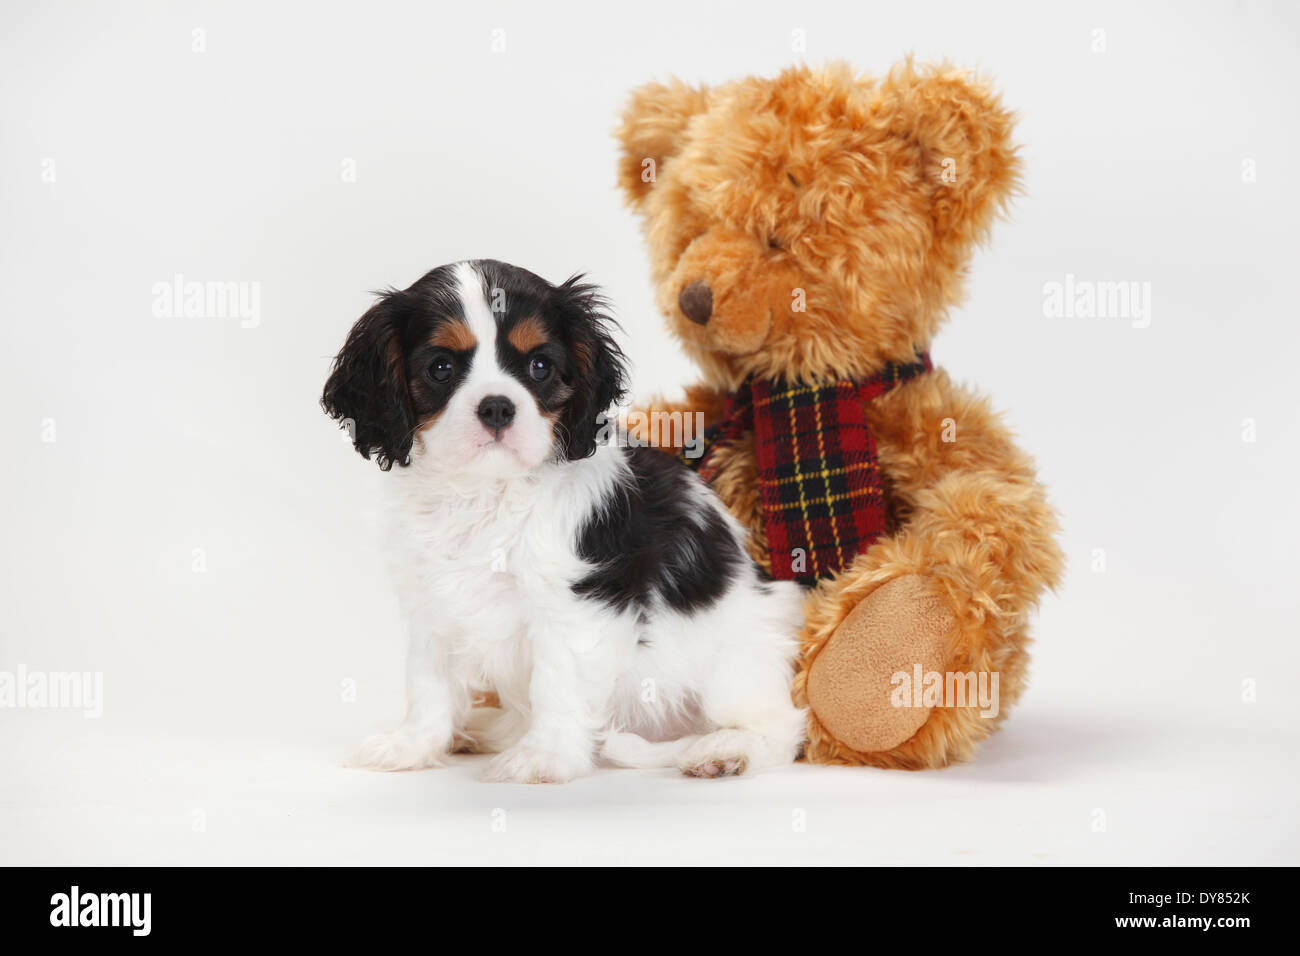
[477, 395, 516, 434]
[678, 280, 713, 325]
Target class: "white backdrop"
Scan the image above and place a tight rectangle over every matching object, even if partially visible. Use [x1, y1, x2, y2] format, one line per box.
[2, 0, 1297, 865]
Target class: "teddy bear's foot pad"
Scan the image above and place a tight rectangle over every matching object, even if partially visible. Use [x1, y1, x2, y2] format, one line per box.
[805, 575, 953, 754]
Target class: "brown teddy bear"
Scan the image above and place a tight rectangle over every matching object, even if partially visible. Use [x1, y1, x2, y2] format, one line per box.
[617, 60, 1063, 769]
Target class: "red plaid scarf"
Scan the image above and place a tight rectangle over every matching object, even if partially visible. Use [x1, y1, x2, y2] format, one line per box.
[682, 352, 932, 585]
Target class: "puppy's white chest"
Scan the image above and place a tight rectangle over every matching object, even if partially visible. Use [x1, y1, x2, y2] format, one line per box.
[432, 490, 541, 572]
[393, 478, 567, 627]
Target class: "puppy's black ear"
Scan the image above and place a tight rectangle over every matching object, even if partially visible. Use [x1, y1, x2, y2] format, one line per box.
[321, 292, 414, 470]
[554, 278, 627, 460]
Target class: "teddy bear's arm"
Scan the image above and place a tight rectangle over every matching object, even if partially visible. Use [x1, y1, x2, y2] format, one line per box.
[867, 368, 1065, 615]
[623, 383, 729, 456]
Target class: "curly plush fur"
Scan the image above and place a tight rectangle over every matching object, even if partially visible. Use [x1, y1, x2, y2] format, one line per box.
[618, 60, 1063, 769]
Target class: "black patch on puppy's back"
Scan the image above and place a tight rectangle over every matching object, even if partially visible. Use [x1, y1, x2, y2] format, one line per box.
[573, 446, 741, 614]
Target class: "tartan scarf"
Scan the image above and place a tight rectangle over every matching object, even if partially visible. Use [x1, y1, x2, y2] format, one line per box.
[682, 351, 932, 586]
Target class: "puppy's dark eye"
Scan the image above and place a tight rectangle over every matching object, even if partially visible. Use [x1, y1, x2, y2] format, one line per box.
[768, 237, 783, 250]
[528, 355, 552, 382]
[427, 355, 455, 384]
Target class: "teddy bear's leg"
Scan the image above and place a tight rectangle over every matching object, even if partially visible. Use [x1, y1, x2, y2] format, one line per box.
[794, 376, 1064, 769]
[800, 575, 953, 756]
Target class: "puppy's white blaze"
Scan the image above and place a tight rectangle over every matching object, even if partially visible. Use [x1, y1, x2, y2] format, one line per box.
[451, 260, 499, 366]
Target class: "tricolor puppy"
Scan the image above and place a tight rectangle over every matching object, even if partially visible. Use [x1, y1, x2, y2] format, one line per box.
[322, 259, 806, 783]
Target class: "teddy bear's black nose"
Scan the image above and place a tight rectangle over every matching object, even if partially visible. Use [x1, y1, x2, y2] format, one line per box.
[678, 280, 713, 325]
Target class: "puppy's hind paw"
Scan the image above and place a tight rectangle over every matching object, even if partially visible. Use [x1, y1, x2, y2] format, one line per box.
[684, 756, 749, 778]
[676, 729, 767, 778]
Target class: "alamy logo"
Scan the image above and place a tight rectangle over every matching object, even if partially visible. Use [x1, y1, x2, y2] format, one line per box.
[597, 410, 707, 459]
[151, 273, 261, 328]
[50, 886, 151, 936]
[891, 666, 1000, 718]
[0, 665, 102, 718]
[1042, 273, 1151, 328]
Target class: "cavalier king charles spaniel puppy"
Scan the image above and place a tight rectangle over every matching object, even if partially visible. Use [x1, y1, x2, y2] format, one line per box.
[322, 259, 805, 783]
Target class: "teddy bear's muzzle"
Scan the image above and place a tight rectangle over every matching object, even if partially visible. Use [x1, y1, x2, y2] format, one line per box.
[664, 229, 798, 355]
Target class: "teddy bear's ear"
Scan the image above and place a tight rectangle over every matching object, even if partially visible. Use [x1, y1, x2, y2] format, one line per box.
[872, 60, 1021, 246]
[615, 79, 710, 208]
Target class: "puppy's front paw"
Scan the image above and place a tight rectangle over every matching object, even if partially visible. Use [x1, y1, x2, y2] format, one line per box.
[481, 746, 587, 784]
[347, 730, 445, 772]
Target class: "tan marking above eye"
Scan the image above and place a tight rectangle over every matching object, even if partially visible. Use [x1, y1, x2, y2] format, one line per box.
[429, 319, 477, 352]
[507, 316, 549, 353]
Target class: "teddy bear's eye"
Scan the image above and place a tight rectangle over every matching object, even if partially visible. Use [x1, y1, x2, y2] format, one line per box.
[768, 237, 783, 250]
